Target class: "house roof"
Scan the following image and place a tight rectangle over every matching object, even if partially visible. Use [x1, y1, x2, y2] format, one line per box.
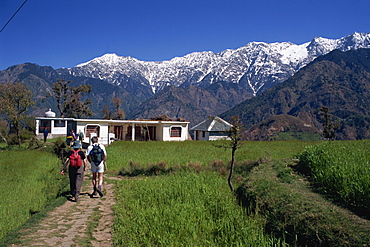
[36, 117, 189, 125]
[190, 116, 232, 132]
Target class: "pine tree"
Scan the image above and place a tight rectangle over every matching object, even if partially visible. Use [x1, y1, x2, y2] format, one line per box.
[319, 106, 339, 140]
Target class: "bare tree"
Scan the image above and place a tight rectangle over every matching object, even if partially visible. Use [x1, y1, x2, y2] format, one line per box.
[101, 105, 112, 120]
[51, 79, 69, 118]
[112, 97, 125, 120]
[49, 79, 93, 118]
[215, 116, 244, 192]
[227, 116, 244, 192]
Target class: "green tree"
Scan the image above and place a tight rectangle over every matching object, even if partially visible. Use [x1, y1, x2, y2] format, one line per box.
[50, 79, 93, 118]
[319, 106, 339, 140]
[0, 81, 35, 146]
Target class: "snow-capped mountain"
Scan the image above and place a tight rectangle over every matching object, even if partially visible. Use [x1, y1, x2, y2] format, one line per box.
[62, 32, 370, 96]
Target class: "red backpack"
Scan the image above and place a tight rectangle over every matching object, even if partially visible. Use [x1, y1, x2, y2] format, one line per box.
[69, 150, 82, 167]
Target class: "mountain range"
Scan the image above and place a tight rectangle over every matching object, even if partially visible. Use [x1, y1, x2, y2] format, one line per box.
[1, 32, 370, 139]
[222, 48, 370, 140]
[59, 32, 370, 96]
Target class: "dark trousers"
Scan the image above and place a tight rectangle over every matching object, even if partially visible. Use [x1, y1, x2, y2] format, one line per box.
[68, 166, 84, 198]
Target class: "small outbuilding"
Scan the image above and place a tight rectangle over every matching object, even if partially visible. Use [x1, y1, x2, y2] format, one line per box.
[191, 116, 233, 141]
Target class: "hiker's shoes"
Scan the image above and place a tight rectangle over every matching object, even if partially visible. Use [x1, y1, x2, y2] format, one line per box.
[97, 185, 104, 197]
[90, 186, 103, 197]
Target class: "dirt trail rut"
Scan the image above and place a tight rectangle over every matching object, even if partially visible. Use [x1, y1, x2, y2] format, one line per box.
[13, 165, 116, 247]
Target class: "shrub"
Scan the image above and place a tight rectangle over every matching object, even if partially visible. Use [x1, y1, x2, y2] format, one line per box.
[52, 137, 69, 161]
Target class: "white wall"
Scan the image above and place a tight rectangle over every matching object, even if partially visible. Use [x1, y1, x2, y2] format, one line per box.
[209, 135, 230, 141]
[35, 119, 68, 138]
[162, 123, 189, 141]
[76, 122, 110, 145]
[36, 118, 189, 143]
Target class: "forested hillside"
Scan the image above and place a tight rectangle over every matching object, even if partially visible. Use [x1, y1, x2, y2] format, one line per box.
[222, 49, 370, 140]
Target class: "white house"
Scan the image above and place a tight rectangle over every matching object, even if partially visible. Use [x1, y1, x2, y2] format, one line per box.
[191, 116, 232, 141]
[36, 109, 190, 145]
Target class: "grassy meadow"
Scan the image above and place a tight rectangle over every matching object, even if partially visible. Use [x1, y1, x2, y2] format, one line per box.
[107, 139, 370, 246]
[106, 140, 315, 172]
[113, 171, 284, 246]
[1, 138, 369, 246]
[106, 140, 318, 246]
[297, 140, 370, 217]
[0, 150, 66, 239]
[240, 160, 370, 246]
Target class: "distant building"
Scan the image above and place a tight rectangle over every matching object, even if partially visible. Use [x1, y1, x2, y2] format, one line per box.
[36, 109, 190, 145]
[191, 116, 232, 141]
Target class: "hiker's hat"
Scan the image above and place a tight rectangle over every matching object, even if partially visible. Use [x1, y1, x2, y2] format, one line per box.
[72, 140, 81, 149]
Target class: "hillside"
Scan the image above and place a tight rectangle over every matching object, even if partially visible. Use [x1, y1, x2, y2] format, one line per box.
[129, 82, 253, 126]
[2, 46, 370, 137]
[243, 114, 321, 141]
[0, 63, 142, 117]
[222, 48, 370, 140]
[1, 33, 370, 128]
[0, 64, 252, 124]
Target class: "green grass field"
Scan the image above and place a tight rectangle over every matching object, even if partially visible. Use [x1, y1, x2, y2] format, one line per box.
[1, 139, 369, 246]
[106, 140, 316, 172]
[0, 150, 66, 239]
[107, 139, 369, 246]
[240, 160, 370, 246]
[297, 140, 370, 216]
[113, 171, 285, 246]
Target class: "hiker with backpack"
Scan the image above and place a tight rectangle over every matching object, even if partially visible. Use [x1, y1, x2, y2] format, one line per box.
[78, 129, 84, 142]
[61, 140, 86, 202]
[86, 136, 107, 197]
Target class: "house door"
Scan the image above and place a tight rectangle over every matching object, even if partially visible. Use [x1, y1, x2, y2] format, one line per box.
[67, 121, 77, 136]
[114, 126, 124, 140]
[144, 126, 156, 141]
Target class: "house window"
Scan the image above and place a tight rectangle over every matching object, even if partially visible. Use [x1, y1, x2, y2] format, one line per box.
[86, 125, 100, 137]
[39, 120, 51, 133]
[170, 127, 182, 137]
[54, 120, 65, 127]
[202, 131, 206, 138]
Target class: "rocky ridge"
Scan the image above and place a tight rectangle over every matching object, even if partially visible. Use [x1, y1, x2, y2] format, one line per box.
[62, 32, 370, 96]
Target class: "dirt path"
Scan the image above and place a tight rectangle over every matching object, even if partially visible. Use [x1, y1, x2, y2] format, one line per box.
[12, 164, 116, 247]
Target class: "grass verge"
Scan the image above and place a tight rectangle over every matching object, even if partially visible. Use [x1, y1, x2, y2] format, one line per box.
[0, 150, 68, 242]
[237, 160, 370, 246]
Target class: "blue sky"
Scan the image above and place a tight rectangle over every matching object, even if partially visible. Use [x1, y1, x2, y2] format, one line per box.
[0, 0, 369, 71]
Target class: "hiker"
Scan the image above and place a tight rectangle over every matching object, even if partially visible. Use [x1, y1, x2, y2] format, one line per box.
[67, 129, 78, 147]
[86, 136, 107, 197]
[43, 128, 48, 142]
[61, 140, 86, 202]
[78, 129, 84, 142]
[71, 129, 78, 141]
